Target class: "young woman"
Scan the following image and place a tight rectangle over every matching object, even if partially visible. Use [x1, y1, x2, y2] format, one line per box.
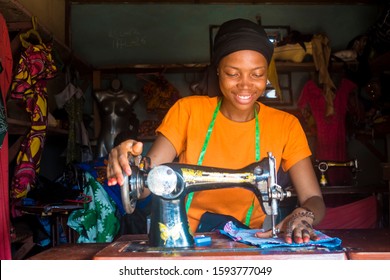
[107, 18, 325, 244]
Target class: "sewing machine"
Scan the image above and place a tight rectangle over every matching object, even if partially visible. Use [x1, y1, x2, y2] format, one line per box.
[315, 159, 359, 187]
[120, 152, 291, 248]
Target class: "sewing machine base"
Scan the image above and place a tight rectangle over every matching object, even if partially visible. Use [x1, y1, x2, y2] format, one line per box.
[93, 233, 346, 260]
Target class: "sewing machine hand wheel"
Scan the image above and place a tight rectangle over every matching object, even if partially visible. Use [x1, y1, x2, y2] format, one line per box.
[120, 157, 150, 214]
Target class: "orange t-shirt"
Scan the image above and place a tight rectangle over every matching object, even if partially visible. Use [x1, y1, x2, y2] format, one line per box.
[157, 96, 311, 233]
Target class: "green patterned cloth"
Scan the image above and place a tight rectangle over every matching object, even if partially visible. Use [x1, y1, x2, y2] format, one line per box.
[67, 172, 119, 243]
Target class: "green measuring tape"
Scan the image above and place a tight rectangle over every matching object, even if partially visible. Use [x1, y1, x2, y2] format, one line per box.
[186, 99, 260, 227]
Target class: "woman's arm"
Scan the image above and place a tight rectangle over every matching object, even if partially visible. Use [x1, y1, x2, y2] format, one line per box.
[146, 133, 178, 167]
[106, 133, 177, 189]
[289, 157, 326, 225]
[256, 157, 326, 243]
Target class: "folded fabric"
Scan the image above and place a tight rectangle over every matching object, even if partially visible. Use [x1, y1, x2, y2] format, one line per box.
[220, 221, 342, 250]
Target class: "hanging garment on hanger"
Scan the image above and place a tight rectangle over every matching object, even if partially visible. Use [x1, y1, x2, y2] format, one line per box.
[10, 38, 57, 200]
[298, 78, 357, 185]
[311, 34, 336, 117]
[55, 68, 93, 163]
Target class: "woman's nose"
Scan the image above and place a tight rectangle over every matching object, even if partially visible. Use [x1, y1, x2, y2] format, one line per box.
[238, 75, 252, 88]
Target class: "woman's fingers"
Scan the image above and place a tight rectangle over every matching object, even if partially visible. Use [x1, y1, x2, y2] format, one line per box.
[254, 230, 273, 239]
[106, 140, 143, 186]
[255, 210, 318, 244]
[284, 211, 317, 244]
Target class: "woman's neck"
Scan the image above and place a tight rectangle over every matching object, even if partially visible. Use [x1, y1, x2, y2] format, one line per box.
[219, 99, 258, 122]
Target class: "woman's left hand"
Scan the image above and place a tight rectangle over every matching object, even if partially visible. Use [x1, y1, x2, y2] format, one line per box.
[255, 207, 319, 244]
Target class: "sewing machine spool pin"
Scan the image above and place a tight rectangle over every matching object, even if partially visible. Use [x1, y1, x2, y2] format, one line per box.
[121, 152, 291, 248]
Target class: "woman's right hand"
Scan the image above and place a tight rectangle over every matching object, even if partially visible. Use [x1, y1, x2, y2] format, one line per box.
[107, 140, 144, 186]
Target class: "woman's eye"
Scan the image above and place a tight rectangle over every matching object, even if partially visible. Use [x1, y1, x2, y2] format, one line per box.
[226, 72, 239, 78]
[251, 73, 263, 79]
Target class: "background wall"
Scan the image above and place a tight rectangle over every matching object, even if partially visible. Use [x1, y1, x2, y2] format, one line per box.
[39, 3, 386, 187]
[70, 4, 379, 66]
[69, 3, 386, 186]
[69, 3, 381, 116]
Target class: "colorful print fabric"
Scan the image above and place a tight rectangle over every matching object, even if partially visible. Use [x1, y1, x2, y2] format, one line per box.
[10, 42, 57, 199]
[221, 221, 342, 250]
[67, 172, 119, 243]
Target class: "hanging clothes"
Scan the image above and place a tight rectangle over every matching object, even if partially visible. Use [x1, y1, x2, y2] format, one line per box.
[298, 78, 357, 185]
[311, 34, 336, 117]
[267, 56, 282, 99]
[0, 12, 13, 260]
[10, 37, 57, 200]
[55, 69, 92, 164]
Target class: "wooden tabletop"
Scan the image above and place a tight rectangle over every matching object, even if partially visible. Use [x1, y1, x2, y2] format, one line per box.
[28, 243, 108, 260]
[93, 233, 346, 260]
[28, 229, 390, 260]
[324, 229, 390, 260]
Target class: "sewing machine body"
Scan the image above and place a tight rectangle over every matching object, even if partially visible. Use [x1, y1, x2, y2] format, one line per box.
[121, 153, 290, 248]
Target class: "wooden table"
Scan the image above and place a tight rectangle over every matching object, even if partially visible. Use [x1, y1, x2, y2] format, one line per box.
[28, 229, 390, 260]
[324, 229, 390, 260]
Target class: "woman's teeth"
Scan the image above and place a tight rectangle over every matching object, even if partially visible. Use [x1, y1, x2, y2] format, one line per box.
[237, 95, 251, 100]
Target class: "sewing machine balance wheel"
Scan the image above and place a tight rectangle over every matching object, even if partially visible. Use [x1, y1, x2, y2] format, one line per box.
[121, 165, 147, 214]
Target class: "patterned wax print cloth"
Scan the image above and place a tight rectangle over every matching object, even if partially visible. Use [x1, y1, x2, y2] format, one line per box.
[220, 221, 342, 250]
[67, 172, 120, 243]
[10, 42, 57, 199]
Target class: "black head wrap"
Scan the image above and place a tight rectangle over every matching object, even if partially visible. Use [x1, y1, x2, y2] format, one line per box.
[212, 18, 274, 66]
[193, 18, 274, 97]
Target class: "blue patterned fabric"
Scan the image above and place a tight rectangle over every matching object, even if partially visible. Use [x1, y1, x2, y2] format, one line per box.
[220, 221, 342, 249]
[76, 157, 126, 215]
